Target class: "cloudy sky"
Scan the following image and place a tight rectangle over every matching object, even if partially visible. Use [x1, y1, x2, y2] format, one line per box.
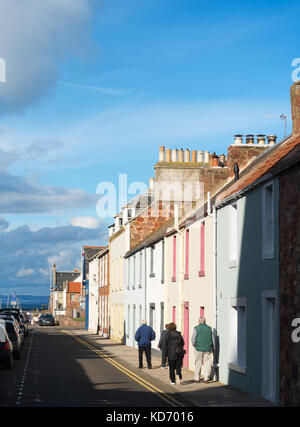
[0, 0, 299, 295]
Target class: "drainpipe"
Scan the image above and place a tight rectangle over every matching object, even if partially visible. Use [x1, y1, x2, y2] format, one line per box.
[207, 191, 218, 380]
[175, 203, 185, 333]
[144, 247, 147, 321]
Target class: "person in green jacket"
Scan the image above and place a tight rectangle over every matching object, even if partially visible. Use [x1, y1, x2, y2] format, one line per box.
[191, 317, 215, 384]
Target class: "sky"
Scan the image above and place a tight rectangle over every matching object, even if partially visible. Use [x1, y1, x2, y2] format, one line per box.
[0, 0, 299, 296]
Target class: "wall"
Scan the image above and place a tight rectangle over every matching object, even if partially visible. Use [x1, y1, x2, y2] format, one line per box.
[279, 162, 300, 405]
[216, 181, 280, 402]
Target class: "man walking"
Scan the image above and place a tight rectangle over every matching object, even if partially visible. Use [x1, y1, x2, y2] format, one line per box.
[158, 324, 169, 368]
[135, 320, 156, 369]
[191, 317, 214, 384]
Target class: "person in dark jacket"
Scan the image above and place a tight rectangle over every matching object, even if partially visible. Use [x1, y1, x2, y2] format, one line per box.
[158, 324, 169, 368]
[135, 320, 156, 369]
[165, 323, 185, 385]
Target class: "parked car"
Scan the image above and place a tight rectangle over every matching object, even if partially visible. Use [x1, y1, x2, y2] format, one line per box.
[0, 314, 24, 347]
[38, 313, 55, 326]
[0, 309, 28, 337]
[1, 319, 22, 359]
[0, 322, 13, 369]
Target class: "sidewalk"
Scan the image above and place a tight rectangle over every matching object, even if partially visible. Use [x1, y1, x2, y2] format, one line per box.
[69, 328, 275, 407]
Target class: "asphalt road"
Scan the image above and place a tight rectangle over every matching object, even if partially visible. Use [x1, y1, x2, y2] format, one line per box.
[0, 326, 186, 407]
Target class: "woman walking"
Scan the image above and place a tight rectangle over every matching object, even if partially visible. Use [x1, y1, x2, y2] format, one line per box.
[165, 323, 185, 385]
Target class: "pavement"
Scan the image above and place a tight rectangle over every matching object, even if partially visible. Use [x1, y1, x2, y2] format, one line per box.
[69, 328, 275, 407]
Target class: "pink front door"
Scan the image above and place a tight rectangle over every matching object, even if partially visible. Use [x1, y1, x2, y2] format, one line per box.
[183, 302, 189, 368]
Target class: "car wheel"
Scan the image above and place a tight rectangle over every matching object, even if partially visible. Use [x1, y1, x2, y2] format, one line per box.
[6, 354, 13, 369]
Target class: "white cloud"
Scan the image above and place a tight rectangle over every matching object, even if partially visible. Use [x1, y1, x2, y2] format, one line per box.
[70, 216, 101, 229]
[16, 268, 34, 277]
[0, 0, 94, 114]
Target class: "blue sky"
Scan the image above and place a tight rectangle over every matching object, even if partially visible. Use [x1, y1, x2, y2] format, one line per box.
[0, 0, 299, 295]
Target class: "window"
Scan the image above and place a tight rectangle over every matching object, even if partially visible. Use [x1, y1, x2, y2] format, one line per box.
[229, 202, 238, 267]
[262, 182, 274, 259]
[127, 258, 130, 290]
[150, 245, 155, 277]
[139, 251, 142, 288]
[70, 294, 76, 302]
[184, 229, 190, 279]
[229, 298, 246, 373]
[149, 303, 155, 329]
[133, 255, 136, 289]
[199, 221, 205, 277]
[172, 236, 176, 282]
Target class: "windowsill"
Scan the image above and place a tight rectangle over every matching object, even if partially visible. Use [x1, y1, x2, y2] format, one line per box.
[149, 273, 155, 278]
[262, 251, 274, 260]
[228, 363, 246, 374]
[171, 276, 176, 283]
[198, 270, 205, 277]
[229, 260, 237, 268]
[184, 274, 189, 280]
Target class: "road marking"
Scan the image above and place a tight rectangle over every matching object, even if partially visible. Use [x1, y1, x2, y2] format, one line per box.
[16, 329, 35, 406]
[62, 330, 185, 408]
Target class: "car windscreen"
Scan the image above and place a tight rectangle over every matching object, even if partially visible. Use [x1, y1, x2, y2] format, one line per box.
[5, 322, 15, 335]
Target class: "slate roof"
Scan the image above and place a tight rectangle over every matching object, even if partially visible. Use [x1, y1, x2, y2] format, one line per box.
[215, 133, 300, 204]
[55, 271, 81, 291]
[83, 246, 105, 278]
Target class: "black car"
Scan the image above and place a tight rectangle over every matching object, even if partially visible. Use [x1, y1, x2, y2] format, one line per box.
[38, 314, 55, 326]
[0, 309, 29, 337]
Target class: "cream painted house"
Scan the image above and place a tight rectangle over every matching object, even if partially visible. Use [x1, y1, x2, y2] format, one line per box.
[164, 200, 216, 372]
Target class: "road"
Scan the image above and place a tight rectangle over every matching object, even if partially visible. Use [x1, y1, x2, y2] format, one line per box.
[0, 326, 189, 408]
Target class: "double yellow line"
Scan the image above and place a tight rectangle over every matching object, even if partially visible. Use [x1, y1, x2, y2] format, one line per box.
[63, 330, 185, 408]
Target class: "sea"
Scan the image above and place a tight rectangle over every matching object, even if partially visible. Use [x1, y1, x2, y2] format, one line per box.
[0, 295, 49, 312]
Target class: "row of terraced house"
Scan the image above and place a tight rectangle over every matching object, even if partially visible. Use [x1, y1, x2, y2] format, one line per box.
[51, 82, 300, 406]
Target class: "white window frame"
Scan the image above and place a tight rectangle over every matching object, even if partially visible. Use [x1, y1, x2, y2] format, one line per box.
[228, 297, 246, 374]
[262, 181, 274, 260]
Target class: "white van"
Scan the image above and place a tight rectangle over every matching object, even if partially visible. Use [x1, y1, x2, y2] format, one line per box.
[0, 322, 13, 369]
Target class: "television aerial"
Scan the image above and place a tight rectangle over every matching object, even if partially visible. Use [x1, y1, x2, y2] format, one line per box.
[264, 113, 288, 138]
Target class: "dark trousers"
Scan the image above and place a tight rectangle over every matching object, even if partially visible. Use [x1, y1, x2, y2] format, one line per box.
[161, 349, 168, 367]
[168, 358, 182, 383]
[138, 346, 152, 367]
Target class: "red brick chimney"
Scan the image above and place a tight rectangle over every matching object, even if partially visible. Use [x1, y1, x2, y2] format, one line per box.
[227, 134, 273, 177]
[290, 81, 300, 134]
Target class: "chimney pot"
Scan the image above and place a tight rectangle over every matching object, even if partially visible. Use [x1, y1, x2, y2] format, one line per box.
[171, 149, 177, 162]
[257, 134, 266, 145]
[204, 151, 210, 164]
[197, 150, 203, 163]
[184, 149, 190, 163]
[178, 149, 184, 163]
[267, 134, 277, 145]
[245, 134, 255, 144]
[159, 146, 165, 162]
[166, 148, 171, 162]
[234, 134, 243, 144]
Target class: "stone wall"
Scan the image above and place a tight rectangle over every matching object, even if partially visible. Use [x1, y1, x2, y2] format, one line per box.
[279, 161, 300, 405]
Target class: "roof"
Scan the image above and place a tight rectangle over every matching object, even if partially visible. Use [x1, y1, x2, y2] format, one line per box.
[68, 282, 81, 293]
[125, 217, 174, 258]
[215, 133, 300, 205]
[55, 271, 81, 291]
[83, 246, 105, 275]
